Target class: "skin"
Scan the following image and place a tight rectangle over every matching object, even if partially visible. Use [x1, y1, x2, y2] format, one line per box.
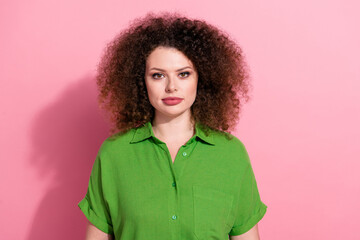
[85, 221, 113, 240]
[144, 46, 199, 162]
[84, 46, 261, 239]
[230, 224, 260, 240]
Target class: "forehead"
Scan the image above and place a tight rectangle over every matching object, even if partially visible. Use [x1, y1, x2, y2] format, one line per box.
[146, 47, 194, 69]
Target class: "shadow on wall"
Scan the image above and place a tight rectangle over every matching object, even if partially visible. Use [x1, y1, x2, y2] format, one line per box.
[27, 76, 110, 240]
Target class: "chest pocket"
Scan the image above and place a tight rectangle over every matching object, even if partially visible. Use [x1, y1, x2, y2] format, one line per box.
[193, 185, 234, 240]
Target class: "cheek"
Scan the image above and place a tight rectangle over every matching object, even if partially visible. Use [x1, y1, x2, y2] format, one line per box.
[189, 81, 198, 97]
[145, 82, 158, 104]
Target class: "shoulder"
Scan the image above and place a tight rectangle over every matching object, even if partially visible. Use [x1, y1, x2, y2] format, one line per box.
[210, 130, 251, 165]
[97, 128, 137, 155]
[211, 130, 247, 151]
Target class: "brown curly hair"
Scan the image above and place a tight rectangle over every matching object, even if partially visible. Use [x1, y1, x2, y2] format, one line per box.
[96, 11, 251, 136]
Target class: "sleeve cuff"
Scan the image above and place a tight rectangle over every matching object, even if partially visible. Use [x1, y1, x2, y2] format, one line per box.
[228, 201, 268, 236]
[77, 197, 114, 235]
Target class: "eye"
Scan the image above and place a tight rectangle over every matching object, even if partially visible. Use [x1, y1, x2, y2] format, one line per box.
[152, 73, 164, 79]
[179, 71, 190, 78]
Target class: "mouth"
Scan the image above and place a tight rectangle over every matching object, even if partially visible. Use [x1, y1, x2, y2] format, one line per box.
[162, 97, 183, 100]
[162, 97, 184, 105]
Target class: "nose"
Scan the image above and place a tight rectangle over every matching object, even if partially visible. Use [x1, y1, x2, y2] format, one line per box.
[165, 75, 177, 92]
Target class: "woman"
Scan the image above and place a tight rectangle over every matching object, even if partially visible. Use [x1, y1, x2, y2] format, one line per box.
[78, 11, 267, 240]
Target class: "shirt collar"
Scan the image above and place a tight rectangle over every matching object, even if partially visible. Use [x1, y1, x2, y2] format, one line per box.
[130, 121, 215, 145]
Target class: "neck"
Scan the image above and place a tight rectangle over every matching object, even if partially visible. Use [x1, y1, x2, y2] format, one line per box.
[151, 112, 195, 142]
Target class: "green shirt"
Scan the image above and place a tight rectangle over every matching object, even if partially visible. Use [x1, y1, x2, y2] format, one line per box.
[78, 121, 267, 239]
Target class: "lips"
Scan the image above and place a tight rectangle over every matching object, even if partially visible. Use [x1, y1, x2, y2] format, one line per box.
[162, 97, 183, 105]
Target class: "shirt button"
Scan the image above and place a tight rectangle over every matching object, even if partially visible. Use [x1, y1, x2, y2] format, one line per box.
[172, 182, 176, 187]
[182, 152, 187, 157]
[171, 215, 177, 220]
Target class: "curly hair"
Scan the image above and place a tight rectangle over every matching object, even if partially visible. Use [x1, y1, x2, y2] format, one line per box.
[97, 11, 251, 136]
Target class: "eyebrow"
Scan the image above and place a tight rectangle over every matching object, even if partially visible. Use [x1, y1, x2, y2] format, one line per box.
[149, 66, 192, 72]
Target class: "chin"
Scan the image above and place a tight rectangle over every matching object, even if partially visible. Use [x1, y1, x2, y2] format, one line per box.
[156, 109, 189, 119]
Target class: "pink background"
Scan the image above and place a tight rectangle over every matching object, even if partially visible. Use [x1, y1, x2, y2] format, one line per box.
[1, 0, 359, 239]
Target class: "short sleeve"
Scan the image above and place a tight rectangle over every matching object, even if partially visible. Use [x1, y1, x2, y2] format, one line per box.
[78, 150, 114, 235]
[228, 159, 268, 236]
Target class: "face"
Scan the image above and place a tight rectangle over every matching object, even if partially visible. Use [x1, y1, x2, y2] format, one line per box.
[144, 46, 198, 122]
